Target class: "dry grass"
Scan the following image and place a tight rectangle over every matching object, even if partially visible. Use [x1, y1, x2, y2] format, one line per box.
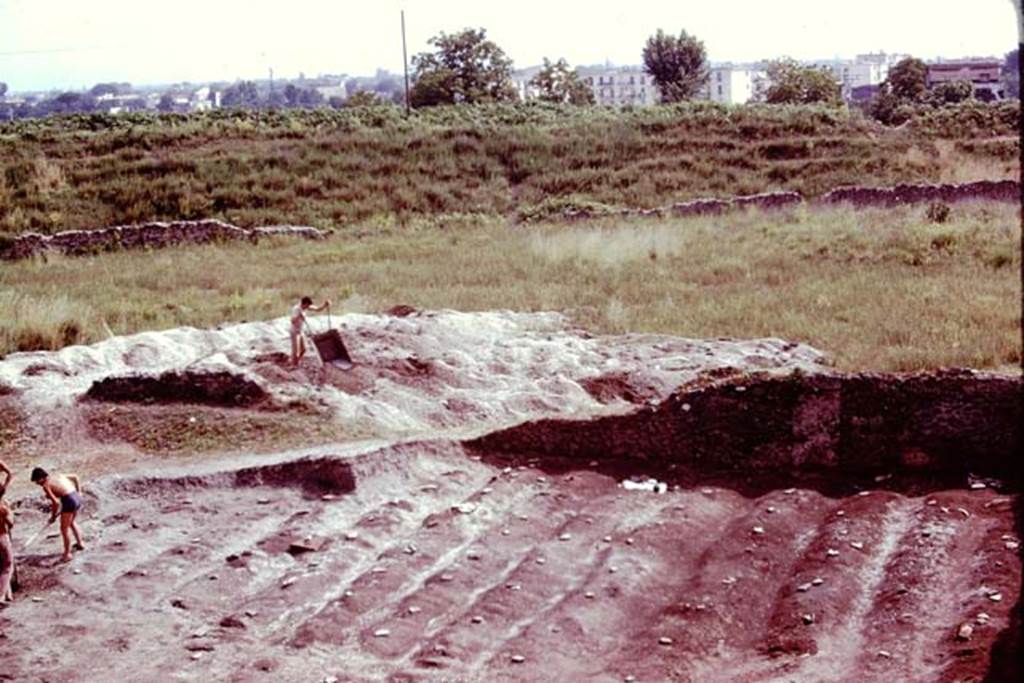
[1, 203, 1019, 372]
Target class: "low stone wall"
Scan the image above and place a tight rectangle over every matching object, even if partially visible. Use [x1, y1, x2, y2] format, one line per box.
[555, 179, 1019, 222]
[0, 219, 327, 260]
[819, 179, 1020, 207]
[467, 369, 1022, 483]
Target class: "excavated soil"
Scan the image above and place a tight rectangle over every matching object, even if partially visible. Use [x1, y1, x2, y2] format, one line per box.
[0, 311, 1019, 681]
[0, 442, 1019, 682]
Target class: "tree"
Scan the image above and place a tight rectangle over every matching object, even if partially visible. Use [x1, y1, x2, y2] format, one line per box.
[409, 27, 517, 107]
[157, 93, 175, 112]
[89, 82, 128, 97]
[529, 58, 595, 105]
[642, 29, 709, 103]
[763, 59, 842, 105]
[927, 80, 974, 105]
[0, 82, 7, 98]
[886, 57, 929, 101]
[1003, 48, 1019, 99]
[221, 80, 261, 108]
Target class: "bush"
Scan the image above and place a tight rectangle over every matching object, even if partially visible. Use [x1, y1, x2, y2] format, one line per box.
[926, 202, 950, 224]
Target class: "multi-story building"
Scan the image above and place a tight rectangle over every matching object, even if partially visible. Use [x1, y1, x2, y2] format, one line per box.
[927, 59, 1004, 99]
[577, 66, 660, 107]
[703, 64, 766, 104]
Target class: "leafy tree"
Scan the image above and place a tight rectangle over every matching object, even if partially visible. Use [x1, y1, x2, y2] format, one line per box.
[409, 27, 517, 107]
[221, 80, 261, 108]
[886, 57, 929, 101]
[89, 82, 128, 97]
[266, 90, 287, 108]
[157, 93, 175, 112]
[928, 80, 974, 105]
[642, 29, 709, 103]
[1003, 48, 1019, 98]
[764, 59, 842, 105]
[0, 82, 8, 98]
[529, 58, 594, 105]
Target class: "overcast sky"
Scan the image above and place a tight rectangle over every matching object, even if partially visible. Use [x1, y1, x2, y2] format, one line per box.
[0, 0, 1019, 92]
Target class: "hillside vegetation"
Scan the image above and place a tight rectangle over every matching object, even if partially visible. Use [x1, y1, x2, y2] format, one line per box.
[0, 101, 1018, 235]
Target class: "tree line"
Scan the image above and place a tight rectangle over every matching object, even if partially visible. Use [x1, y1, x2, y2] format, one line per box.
[2, 30, 1018, 123]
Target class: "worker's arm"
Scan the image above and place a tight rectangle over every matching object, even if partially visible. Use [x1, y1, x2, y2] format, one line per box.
[0, 460, 10, 490]
[68, 473, 82, 492]
[310, 299, 331, 313]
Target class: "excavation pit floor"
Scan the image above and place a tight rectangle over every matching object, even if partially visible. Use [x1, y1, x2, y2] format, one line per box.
[2, 443, 1018, 682]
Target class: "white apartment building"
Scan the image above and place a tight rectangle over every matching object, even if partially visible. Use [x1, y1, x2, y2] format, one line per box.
[578, 66, 660, 106]
[703, 64, 766, 104]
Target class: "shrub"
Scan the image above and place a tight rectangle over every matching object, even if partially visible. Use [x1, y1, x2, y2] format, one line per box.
[926, 202, 950, 223]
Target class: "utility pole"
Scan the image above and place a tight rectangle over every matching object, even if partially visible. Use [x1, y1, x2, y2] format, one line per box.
[401, 9, 411, 116]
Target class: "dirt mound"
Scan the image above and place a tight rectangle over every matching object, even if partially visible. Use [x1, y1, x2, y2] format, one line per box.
[84, 370, 270, 408]
[470, 369, 1022, 485]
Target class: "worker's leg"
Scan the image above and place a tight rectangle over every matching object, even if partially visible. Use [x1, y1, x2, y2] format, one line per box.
[298, 335, 306, 362]
[70, 514, 84, 550]
[59, 512, 74, 561]
[290, 332, 300, 365]
[0, 533, 13, 600]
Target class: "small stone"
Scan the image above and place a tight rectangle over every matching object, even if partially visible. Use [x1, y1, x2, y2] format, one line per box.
[858, 491, 870, 497]
[589, 460, 599, 467]
[343, 590, 354, 597]
[926, 499, 937, 506]
[701, 488, 713, 494]
[955, 507, 970, 518]
[624, 676, 637, 682]
[508, 583, 522, 591]
[535, 558, 546, 565]
[603, 536, 613, 543]
[988, 592, 1003, 602]
[471, 615, 484, 624]
[796, 582, 812, 592]
[802, 613, 815, 625]
[752, 526, 765, 535]
[244, 610, 257, 618]
[371, 567, 387, 574]
[584, 591, 596, 599]
[682, 403, 691, 412]
[784, 488, 796, 494]
[877, 650, 891, 658]
[811, 577, 824, 586]
[374, 629, 390, 638]
[501, 529, 511, 536]
[257, 498, 271, 505]
[956, 622, 974, 641]
[321, 494, 337, 501]
[559, 533, 572, 541]
[280, 577, 296, 588]
[625, 537, 635, 545]
[190, 627, 209, 638]
[191, 653, 204, 660]
[976, 612, 990, 624]
[850, 541, 864, 550]
[1006, 541, 1020, 550]
[407, 606, 422, 615]
[835, 510, 845, 517]
[516, 514, 529, 521]
[721, 576, 736, 585]
[403, 545, 417, 555]
[511, 654, 526, 663]
[454, 503, 477, 514]
[219, 616, 246, 629]
[609, 566, 618, 574]
[344, 531, 359, 540]
[658, 636, 674, 645]
[826, 549, 840, 557]
[970, 482, 986, 490]
[766, 506, 776, 514]
[481, 487, 493, 494]
[439, 574, 454, 582]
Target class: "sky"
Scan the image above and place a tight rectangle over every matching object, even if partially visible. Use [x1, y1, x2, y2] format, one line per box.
[0, 0, 1019, 92]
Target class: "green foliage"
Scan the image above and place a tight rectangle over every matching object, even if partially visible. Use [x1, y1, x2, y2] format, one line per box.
[928, 80, 974, 106]
[221, 81, 262, 108]
[529, 58, 595, 105]
[886, 58, 930, 101]
[410, 28, 517, 107]
[345, 91, 389, 107]
[765, 59, 843, 106]
[926, 202, 950, 223]
[642, 29, 709, 103]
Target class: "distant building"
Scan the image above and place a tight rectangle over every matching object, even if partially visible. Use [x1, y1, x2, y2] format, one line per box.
[927, 59, 1003, 99]
[702, 64, 766, 104]
[578, 66, 660, 106]
[511, 65, 545, 101]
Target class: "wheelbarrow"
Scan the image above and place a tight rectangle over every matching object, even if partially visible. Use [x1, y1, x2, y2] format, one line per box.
[305, 311, 354, 369]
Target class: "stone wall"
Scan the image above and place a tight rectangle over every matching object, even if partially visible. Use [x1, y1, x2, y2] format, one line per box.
[467, 369, 1022, 483]
[0, 219, 327, 261]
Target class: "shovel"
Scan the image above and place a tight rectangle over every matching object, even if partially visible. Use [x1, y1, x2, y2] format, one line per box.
[304, 309, 354, 369]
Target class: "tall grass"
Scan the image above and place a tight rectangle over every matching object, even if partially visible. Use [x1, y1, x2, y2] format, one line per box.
[1, 203, 1018, 372]
[1, 102, 1018, 235]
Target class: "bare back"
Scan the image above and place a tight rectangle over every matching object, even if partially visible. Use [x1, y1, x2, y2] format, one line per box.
[46, 473, 78, 498]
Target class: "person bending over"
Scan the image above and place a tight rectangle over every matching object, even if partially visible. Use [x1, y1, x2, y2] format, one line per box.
[30, 467, 84, 563]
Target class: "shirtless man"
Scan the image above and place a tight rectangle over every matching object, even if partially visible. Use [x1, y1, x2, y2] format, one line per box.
[30, 467, 84, 562]
[289, 296, 330, 366]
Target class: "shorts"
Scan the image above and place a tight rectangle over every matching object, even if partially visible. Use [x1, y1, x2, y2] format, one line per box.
[60, 491, 83, 514]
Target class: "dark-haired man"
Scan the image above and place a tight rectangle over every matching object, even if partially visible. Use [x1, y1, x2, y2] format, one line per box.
[289, 296, 330, 366]
[30, 467, 84, 563]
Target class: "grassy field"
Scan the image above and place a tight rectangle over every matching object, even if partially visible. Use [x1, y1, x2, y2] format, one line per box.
[1, 202, 1018, 372]
[0, 102, 1018, 235]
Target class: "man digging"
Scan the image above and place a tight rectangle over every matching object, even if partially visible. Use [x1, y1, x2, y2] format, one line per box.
[289, 295, 331, 366]
[30, 467, 84, 563]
